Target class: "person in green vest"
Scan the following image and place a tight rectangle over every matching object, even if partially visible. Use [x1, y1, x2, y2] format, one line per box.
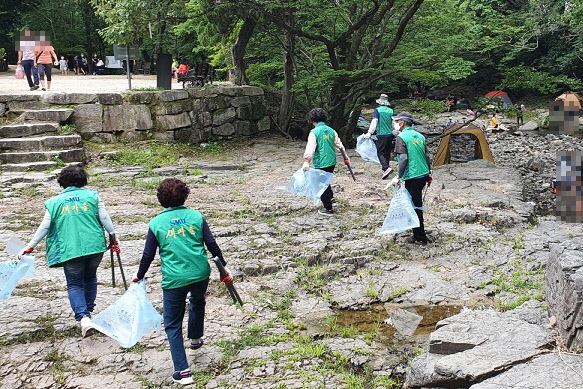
[390, 112, 432, 244]
[132, 178, 228, 386]
[363, 94, 396, 179]
[302, 108, 350, 216]
[17, 165, 119, 336]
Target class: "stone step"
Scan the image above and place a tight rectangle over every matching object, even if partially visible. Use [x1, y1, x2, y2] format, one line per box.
[6, 100, 50, 111]
[0, 134, 82, 151]
[21, 109, 74, 123]
[0, 161, 57, 172]
[0, 148, 85, 164]
[0, 123, 59, 138]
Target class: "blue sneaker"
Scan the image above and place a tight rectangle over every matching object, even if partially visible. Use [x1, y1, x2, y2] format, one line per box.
[172, 369, 194, 385]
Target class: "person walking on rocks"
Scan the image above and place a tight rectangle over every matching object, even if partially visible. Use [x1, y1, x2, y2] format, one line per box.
[35, 41, 59, 91]
[17, 166, 119, 336]
[363, 94, 396, 179]
[302, 108, 350, 216]
[390, 112, 432, 244]
[132, 178, 229, 386]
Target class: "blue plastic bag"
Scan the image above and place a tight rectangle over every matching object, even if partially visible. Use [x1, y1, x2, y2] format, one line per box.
[91, 281, 162, 348]
[0, 255, 35, 300]
[285, 168, 334, 205]
[356, 134, 380, 164]
[379, 185, 420, 235]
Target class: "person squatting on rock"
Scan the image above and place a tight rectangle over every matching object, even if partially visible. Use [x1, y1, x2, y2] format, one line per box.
[17, 166, 119, 336]
[302, 108, 350, 216]
[132, 178, 230, 386]
[390, 112, 432, 244]
[363, 94, 396, 179]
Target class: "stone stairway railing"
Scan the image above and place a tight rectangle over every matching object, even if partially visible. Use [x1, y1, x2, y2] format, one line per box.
[0, 106, 85, 172]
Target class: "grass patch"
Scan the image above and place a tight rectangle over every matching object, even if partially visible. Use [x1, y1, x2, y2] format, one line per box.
[44, 348, 70, 385]
[59, 124, 76, 134]
[0, 314, 79, 349]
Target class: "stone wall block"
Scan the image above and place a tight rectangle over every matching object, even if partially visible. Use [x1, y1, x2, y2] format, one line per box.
[249, 97, 266, 120]
[43, 93, 98, 105]
[7, 100, 50, 111]
[0, 94, 39, 103]
[0, 103, 5, 117]
[192, 99, 204, 112]
[119, 130, 149, 142]
[257, 116, 270, 132]
[231, 96, 251, 108]
[153, 101, 193, 115]
[213, 123, 235, 136]
[217, 86, 242, 97]
[212, 107, 237, 126]
[126, 92, 155, 104]
[240, 85, 265, 96]
[83, 133, 115, 143]
[96, 93, 123, 105]
[152, 131, 176, 142]
[237, 106, 252, 120]
[204, 95, 230, 111]
[190, 111, 212, 128]
[155, 112, 191, 130]
[159, 90, 189, 102]
[103, 105, 153, 132]
[234, 121, 252, 135]
[73, 104, 103, 133]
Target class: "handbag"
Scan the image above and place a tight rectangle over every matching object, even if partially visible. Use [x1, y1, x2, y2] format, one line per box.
[15, 65, 24, 79]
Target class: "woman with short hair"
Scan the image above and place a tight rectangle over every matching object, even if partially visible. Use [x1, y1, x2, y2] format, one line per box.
[18, 165, 119, 336]
[133, 178, 228, 386]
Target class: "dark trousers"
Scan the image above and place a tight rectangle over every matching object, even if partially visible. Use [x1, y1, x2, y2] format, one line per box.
[319, 164, 335, 210]
[375, 135, 394, 171]
[38, 63, 53, 81]
[517, 116, 523, 126]
[405, 176, 428, 241]
[21, 59, 39, 87]
[62, 252, 104, 321]
[163, 278, 209, 372]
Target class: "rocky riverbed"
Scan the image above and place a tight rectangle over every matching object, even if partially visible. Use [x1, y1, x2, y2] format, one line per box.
[0, 120, 582, 388]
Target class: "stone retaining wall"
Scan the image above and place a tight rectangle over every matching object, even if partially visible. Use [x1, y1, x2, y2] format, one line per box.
[545, 244, 583, 351]
[0, 85, 271, 143]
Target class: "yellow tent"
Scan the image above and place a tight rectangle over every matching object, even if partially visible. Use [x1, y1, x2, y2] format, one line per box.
[433, 123, 494, 167]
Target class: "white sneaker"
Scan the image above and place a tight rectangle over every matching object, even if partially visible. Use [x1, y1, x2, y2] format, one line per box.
[80, 316, 95, 337]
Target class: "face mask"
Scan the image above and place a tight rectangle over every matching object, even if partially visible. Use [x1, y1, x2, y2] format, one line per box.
[392, 121, 400, 132]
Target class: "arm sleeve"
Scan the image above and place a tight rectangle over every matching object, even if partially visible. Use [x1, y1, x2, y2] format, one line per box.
[27, 210, 52, 247]
[394, 136, 407, 154]
[303, 132, 317, 162]
[368, 118, 378, 135]
[97, 196, 116, 236]
[334, 132, 346, 154]
[203, 218, 226, 266]
[136, 229, 158, 279]
[426, 148, 432, 172]
[398, 153, 409, 178]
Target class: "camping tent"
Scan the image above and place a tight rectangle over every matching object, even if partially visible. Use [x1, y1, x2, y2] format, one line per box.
[555, 91, 583, 111]
[485, 90, 513, 108]
[433, 123, 494, 167]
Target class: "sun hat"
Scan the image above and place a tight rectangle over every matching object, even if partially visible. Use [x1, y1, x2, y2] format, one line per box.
[376, 94, 391, 106]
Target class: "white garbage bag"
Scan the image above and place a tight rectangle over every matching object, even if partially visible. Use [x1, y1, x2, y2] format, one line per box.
[379, 185, 420, 235]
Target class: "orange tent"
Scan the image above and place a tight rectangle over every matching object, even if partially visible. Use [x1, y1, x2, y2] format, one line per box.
[433, 123, 494, 167]
[556, 91, 582, 111]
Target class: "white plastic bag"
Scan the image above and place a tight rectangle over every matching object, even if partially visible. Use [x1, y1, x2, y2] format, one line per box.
[285, 168, 334, 205]
[91, 281, 162, 348]
[355, 134, 380, 164]
[379, 185, 420, 235]
[0, 255, 35, 300]
[15, 65, 24, 79]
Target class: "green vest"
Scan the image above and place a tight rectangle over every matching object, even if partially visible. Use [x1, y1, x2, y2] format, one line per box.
[311, 122, 337, 169]
[397, 127, 430, 181]
[149, 206, 210, 290]
[376, 106, 394, 135]
[44, 187, 107, 267]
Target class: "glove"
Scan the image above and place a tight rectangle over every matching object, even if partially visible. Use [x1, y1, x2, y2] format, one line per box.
[344, 158, 350, 166]
[302, 161, 310, 172]
[132, 272, 142, 283]
[390, 175, 401, 187]
[17, 247, 33, 260]
[427, 175, 433, 187]
[108, 241, 121, 254]
[220, 267, 234, 284]
[363, 133, 371, 140]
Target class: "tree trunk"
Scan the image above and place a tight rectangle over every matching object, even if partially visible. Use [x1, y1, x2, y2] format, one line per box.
[278, 11, 296, 134]
[81, 1, 96, 75]
[230, 16, 256, 85]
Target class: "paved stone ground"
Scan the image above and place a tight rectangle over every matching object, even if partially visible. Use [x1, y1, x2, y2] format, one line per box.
[1, 65, 186, 94]
[0, 112, 580, 387]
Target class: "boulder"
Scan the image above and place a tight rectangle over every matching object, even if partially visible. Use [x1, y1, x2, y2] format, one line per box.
[519, 121, 539, 131]
[155, 112, 191, 130]
[405, 304, 553, 389]
[103, 105, 153, 132]
[73, 104, 103, 133]
[43, 93, 97, 104]
[526, 156, 544, 171]
[96, 93, 123, 105]
[544, 245, 583, 350]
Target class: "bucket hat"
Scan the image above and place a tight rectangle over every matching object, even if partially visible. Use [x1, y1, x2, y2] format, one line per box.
[376, 94, 391, 106]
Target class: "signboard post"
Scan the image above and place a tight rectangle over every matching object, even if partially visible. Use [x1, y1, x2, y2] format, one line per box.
[113, 44, 139, 90]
